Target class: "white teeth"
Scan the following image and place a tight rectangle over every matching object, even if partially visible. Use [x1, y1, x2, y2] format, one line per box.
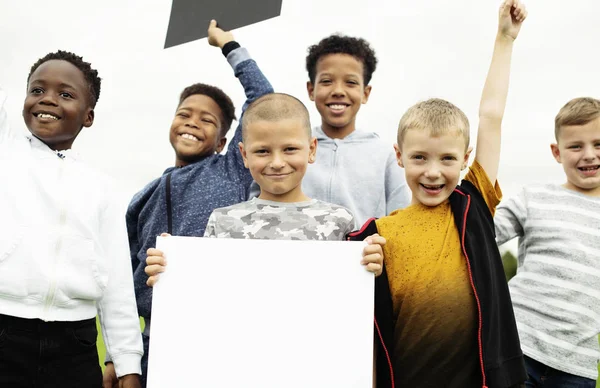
[181, 133, 199, 141]
[580, 166, 599, 171]
[37, 113, 58, 120]
[422, 184, 443, 189]
[329, 104, 347, 110]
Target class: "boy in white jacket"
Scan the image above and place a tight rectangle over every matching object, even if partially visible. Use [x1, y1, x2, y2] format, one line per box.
[0, 51, 142, 387]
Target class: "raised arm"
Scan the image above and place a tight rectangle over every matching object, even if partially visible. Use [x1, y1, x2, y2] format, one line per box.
[208, 20, 274, 188]
[476, 0, 527, 184]
[208, 20, 274, 116]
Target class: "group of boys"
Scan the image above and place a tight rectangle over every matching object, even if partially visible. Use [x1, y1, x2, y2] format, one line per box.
[0, 0, 598, 387]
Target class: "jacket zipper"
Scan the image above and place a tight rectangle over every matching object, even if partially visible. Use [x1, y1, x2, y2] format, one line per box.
[43, 157, 66, 319]
[458, 193, 487, 388]
[327, 142, 338, 200]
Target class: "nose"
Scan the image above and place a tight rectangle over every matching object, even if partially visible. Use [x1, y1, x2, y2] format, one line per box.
[39, 91, 58, 106]
[269, 152, 286, 169]
[582, 145, 597, 161]
[184, 120, 199, 129]
[331, 81, 346, 97]
[424, 165, 442, 179]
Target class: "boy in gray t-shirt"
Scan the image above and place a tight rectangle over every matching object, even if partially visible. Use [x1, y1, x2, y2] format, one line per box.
[495, 97, 600, 385]
[145, 92, 385, 283]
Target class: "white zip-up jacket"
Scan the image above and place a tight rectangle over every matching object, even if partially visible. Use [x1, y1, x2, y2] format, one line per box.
[0, 89, 142, 377]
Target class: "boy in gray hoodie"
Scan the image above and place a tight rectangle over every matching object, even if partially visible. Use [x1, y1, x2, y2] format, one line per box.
[303, 35, 411, 226]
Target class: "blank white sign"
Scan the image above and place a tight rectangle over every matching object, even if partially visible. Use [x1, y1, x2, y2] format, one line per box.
[148, 236, 374, 388]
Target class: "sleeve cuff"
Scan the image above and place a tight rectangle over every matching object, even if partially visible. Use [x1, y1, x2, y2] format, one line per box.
[226, 46, 251, 69]
[222, 41, 241, 57]
[113, 353, 143, 378]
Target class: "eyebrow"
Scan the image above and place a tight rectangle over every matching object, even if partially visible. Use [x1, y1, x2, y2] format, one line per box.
[178, 107, 219, 121]
[318, 72, 360, 78]
[566, 139, 600, 143]
[28, 79, 78, 91]
[59, 83, 77, 90]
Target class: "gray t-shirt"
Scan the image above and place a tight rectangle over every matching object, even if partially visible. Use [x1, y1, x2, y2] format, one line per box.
[204, 198, 355, 241]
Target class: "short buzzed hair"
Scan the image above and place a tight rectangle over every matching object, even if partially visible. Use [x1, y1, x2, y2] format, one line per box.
[178, 83, 236, 137]
[241, 93, 311, 142]
[29, 50, 101, 108]
[555, 97, 600, 141]
[397, 98, 470, 149]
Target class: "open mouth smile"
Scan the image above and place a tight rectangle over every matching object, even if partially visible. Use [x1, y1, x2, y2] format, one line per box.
[578, 165, 599, 176]
[420, 183, 445, 194]
[179, 133, 201, 142]
[34, 112, 60, 121]
[326, 103, 350, 113]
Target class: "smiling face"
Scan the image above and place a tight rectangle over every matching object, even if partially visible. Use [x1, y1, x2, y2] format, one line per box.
[551, 117, 600, 196]
[307, 53, 371, 139]
[22, 60, 94, 150]
[239, 118, 317, 203]
[169, 94, 226, 167]
[396, 128, 471, 207]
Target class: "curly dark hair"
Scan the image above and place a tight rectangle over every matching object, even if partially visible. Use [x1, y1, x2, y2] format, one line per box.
[306, 34, 378, 85]
[179, 83, 236, 136]
[27, 50, 101, 108]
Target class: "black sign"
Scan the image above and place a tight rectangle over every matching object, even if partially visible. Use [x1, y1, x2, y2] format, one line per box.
[165, 0, 283, 48]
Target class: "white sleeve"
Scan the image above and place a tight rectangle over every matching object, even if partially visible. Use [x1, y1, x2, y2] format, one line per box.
[97, 191, 143, 377]
[494, 188, 527, 245]
[0, 88, 12, 145]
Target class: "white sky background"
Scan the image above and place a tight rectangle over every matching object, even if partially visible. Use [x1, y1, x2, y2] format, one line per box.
[1, 0, 599, 253]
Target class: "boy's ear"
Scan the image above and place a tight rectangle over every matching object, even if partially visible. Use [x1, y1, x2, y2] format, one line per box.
[393, 143, 404, 168]
[550, 143, 562, 163]
[306, 81, 315, 101]
[215, 137, 227, 154]
[462, 146, 473, 170]
[362, 85, 372, 104]
[238, 142, 249, 168]
[308, 137, 318, 164]
[83, 109, 94, 128]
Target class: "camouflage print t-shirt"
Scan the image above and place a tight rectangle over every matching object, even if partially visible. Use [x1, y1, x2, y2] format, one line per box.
[204, 198, 355, 241]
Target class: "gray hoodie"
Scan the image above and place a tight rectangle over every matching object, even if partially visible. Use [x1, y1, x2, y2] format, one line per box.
[302, 126, 411, 228]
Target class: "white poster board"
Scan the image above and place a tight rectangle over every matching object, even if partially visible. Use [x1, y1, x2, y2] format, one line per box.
[148, 236, 375, 388]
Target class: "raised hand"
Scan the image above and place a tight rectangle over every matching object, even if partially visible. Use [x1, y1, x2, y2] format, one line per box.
[207, 19, 235, 49]
[498, 0, 527, 40]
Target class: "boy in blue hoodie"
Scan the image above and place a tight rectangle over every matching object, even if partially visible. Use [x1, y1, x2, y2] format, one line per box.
[103, 21, 273, 388]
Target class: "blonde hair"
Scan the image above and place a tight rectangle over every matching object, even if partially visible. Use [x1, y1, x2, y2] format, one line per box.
[555, 97, 600, 141]
[397, 98, 470, 148]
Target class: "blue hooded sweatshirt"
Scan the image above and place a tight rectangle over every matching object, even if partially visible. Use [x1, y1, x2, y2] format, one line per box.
[127, 47, 273, 321]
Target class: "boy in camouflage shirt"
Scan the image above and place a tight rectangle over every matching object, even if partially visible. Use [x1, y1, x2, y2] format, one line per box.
[145, 93, 385, 283]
